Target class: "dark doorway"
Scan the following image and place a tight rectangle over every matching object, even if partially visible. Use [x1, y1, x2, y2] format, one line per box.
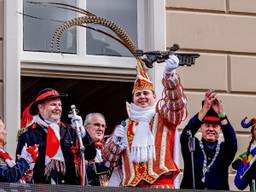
[21, 76, 133, 135]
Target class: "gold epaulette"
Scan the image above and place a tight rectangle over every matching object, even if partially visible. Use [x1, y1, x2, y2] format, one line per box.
[16, 127, 28, 140]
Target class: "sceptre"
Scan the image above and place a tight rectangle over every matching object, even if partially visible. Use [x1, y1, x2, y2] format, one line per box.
[69, 104, 88, 186]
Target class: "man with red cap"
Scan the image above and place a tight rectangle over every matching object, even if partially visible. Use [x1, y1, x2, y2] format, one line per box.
[180, 89, 237, 190]
[16, 88, 96, 184]
[102, 55, 187, 188]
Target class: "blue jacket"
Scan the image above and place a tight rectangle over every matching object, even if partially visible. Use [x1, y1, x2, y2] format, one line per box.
[0, 158, 29, 182]
[180, 114, 237, 190]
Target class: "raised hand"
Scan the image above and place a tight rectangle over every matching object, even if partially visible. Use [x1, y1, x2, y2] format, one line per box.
[164, 55, 179, 73]
[212, 98, 224, 115]
[202, 89, 217, 111]
[199, 89, 217, 121]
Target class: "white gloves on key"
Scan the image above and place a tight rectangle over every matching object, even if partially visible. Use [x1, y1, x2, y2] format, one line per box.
[164, 54, 179, 73]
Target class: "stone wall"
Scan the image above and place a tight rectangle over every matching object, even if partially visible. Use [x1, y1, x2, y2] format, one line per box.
[166, 0, 256, 190]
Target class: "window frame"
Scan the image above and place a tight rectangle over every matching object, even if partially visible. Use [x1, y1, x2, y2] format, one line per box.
[4, 0, 166, 155]
[21, 0, 145, 73]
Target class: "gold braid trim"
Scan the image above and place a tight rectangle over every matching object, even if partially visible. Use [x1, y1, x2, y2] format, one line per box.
[16, 127, 28, 141]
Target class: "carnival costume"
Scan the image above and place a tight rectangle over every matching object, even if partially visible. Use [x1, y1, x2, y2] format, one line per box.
[232, 117, 256, 190]
[180, 109, 237, 190]
[86, 146, 111, 186]
[43, 3, 198, 187]
[101, 55, 187, 188]
[0, 145, 38, 182]
[17, 88, 95, 184]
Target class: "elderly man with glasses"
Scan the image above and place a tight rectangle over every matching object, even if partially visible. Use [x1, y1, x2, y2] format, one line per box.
[83, 113, 111, 186]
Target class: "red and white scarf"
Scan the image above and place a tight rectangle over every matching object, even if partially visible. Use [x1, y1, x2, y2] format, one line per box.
[35, 116, 65, 178]
[0, 148, 16, 167]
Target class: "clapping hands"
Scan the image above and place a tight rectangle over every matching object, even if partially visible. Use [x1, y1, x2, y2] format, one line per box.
[199, 89, 224, 120]
[203, 89, 224, 114]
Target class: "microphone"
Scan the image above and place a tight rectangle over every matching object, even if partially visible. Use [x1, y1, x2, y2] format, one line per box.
[187, 129, 196, 189]
[117, 120, 126, 143]
[120, 120, 126, 127]
[188, 130, 195, 152]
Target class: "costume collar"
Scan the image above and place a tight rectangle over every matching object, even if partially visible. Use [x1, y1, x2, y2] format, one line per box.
[126, 102, 156, 122]
[126, 102, 156, 163]
[35, 115, 65, 179]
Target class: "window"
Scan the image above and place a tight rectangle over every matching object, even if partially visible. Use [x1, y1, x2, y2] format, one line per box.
[23, 0, 138, 57]
[86, 0, 137, 57]
[5, 0, 165, 156]
[23, 0, 77, 53]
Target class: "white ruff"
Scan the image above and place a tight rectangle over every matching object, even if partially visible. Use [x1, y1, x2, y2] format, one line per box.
[126, 102, 156, 163]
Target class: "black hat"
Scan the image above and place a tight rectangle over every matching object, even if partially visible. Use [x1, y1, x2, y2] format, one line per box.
[29, 88, 67, 115]
[201, 100, 220, 124]
[202, 108, 221, 124]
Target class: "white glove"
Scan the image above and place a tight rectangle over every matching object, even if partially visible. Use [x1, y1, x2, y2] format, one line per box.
[20, 144, 39, 169]
[113, 124, 127, 150]
[164, 54, 179, 73]
[19, 144, 34, 163]
[71, 115, 86, 138]
[113, 125, 125, 144]
[5, 159, 16, 167]
[28, 162, 35, 170]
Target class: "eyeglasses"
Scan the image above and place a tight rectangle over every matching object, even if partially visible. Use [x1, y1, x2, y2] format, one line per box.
[88, 123, 106, 129]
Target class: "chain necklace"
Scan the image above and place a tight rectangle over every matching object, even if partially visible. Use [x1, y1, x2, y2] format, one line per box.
[199, 140, 220, 183]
